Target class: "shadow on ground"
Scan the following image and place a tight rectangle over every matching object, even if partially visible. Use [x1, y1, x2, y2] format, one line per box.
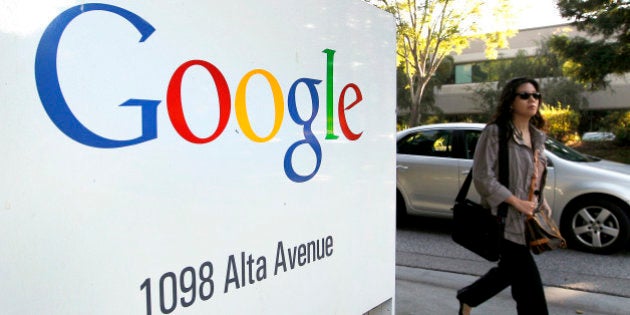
[397, 215, 453, 234]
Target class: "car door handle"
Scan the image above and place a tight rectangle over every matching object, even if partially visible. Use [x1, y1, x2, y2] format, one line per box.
[397, 165, 408, 170]
[461, 170, 470, 175]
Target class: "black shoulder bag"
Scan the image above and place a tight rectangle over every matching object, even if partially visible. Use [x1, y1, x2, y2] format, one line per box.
[452, 125, 509, 262]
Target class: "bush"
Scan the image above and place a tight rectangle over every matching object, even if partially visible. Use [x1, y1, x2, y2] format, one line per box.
[602, 110, 630, 146]
[541, 103, 580, 143]
[422, 115, 448, 125]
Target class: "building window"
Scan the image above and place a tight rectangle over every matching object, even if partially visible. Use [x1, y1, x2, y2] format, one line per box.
[455, 64, 473, 84]
[454, 63, 492, 84]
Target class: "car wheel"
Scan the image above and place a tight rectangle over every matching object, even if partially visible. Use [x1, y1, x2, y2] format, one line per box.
[396, 190, 408, 227]
[560, 197, 630, 254]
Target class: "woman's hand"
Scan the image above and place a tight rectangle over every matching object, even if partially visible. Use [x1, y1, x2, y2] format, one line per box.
[505, 195, 536, 216]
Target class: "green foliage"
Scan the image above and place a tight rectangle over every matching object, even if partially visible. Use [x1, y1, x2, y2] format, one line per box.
[365, 0, 516, 126]
[422, 114, 455, 125]
[541, 103, 580, 142]
[556, 0, 629, 40]
[549, 35, 627, 90]
[419, 56, 453, 114]
[539, 77, 588, 111]
[396, 63, 412, 111]
[602, 110, 630, 146]
[463, 49, 531, 120]
[468, 44, 588, 119]
[396, 60, 451, 126]
[397, 122, 409, 131]
[550, 0, 630, 90]
[571, 141, 630, 164]
[468, 81, 499, 122]
[466, 41, 565, 85]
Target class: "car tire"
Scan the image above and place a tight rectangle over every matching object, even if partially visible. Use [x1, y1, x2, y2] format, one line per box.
[396, 190, 408, 227]
[560, 197, 630, 254]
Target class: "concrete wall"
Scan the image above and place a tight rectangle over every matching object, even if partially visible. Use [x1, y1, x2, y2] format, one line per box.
[434, 24, 629, 114]
[435, 75, 630, 115]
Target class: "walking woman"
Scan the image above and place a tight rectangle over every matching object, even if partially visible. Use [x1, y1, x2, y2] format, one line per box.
[457, 77, 550, 315]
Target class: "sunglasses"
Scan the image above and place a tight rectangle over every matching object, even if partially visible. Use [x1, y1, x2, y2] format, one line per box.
[516, 92, 541, 100]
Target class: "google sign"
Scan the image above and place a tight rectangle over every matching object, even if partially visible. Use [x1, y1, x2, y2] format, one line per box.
[3, 0, 395, 313]
[35, 3, 363, 183]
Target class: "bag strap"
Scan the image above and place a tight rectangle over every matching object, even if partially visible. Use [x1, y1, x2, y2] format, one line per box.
[455, 124, 509, 220]
[455, 168, 474, 203]
[497, 124, 509, 219]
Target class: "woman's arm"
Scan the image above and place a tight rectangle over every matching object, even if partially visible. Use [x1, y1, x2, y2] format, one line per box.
[473, 124, 536, 215]
[505, 195, 536, 216]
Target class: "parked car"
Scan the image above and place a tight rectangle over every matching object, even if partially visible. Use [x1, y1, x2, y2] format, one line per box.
[582, 131, 616, 142]
[396, 123, 630, 254]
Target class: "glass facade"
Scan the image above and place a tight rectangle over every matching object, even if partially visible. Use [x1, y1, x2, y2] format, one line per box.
[453, 55, 545, 84]
[455, 64, 472, 84]
[454, 62, 495, 84]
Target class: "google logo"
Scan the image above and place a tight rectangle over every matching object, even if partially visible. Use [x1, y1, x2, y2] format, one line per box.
[35, 3, 364, 183]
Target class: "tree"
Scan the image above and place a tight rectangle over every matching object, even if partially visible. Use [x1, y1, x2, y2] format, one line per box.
[366, 0, 516, 126]
[396, 55, 454, 128]
[469, 40, 588, 121]
[549, 0, 630, 90]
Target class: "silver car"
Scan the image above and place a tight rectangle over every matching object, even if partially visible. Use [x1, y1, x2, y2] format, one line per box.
[396, 123, 630, 254]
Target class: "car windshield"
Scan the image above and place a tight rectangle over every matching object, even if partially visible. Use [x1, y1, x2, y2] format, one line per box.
[545, 137, 598, 162]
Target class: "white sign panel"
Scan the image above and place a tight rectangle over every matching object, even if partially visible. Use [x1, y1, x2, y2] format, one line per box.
[0, 0, 396, 314]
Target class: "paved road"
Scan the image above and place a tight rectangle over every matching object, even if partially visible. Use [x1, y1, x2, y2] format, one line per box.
[395, 266, 630, 315]
[396, 217, 630, 298]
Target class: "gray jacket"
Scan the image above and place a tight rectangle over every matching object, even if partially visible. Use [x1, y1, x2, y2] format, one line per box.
[472, 123, 550, 245]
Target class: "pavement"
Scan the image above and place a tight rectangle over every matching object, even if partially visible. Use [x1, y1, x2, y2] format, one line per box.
[395, 265, 630, 315]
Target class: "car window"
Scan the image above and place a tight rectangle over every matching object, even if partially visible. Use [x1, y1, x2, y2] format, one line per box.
[544, 138, 595, 162]
[463, 130, 481, 159]
[461, 131, 576, 163]
[397, 130, 453, 157]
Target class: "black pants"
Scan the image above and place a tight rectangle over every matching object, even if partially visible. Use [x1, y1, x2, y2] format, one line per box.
[457, 239, 548, 315]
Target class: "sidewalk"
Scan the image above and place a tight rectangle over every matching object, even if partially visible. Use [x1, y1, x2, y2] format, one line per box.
[395, 266, 630, 315]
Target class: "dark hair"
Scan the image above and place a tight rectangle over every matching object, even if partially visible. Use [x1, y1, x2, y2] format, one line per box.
[490, 77, 546, 132]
